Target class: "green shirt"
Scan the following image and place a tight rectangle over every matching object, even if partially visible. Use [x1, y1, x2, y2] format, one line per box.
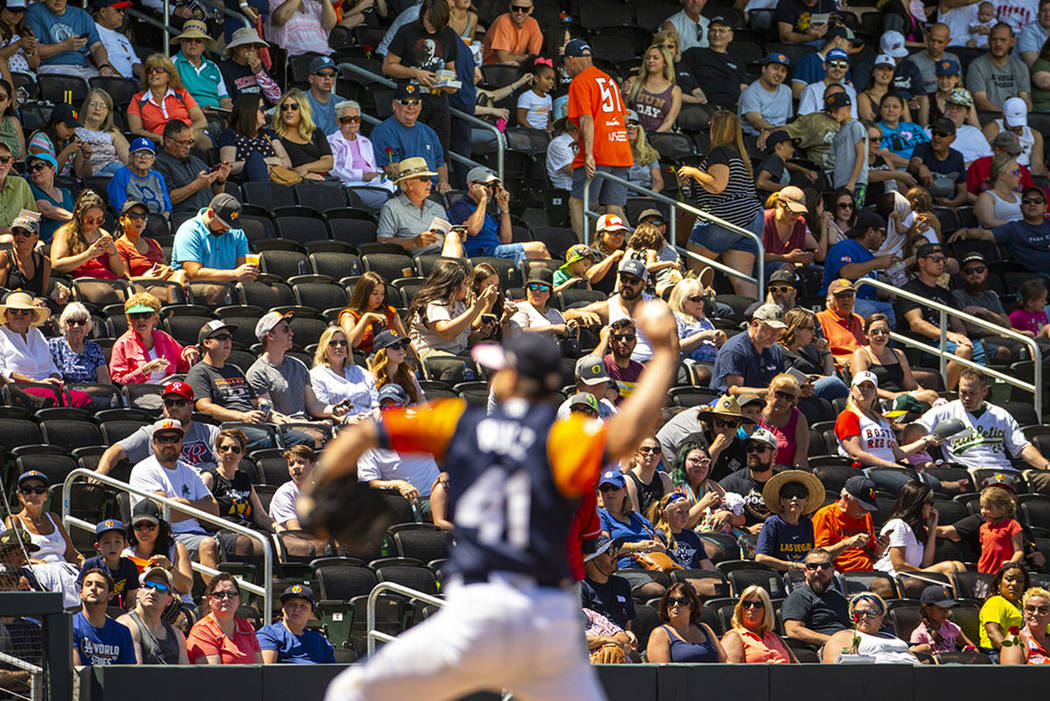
[1033, 58, 1050, 112]
[784, 112, 841, 171]
[0, 175, 37, 230]
[174, 52, 228, 109]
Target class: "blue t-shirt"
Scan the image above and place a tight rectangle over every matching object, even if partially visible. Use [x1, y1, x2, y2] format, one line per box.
[878, 120, 929, 160]
[172, 209, 249, 271]
[256, 622, 335, 663]
[599, 508, 656, 570]
[821, 237, 876, 299]
[29, 183, 74, 243]
[755, 514, 814, 562]
[993, 219, 1050, 273]
[709, 330, 784, 394]
[304, 90, 337, 137]
[662, 528, 709, 569]
[107, 167, 172, 215]
[72, 612, 137, 667]
[25, 3, 98, 67]
[448, 195, 498, 257]
[449, 38, 477, 115]
[368, 117, 445, 181]
[76, 555, 140, 608]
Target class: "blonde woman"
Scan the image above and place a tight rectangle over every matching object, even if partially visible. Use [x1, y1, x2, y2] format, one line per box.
[624, 44, 682, 132]
[128, 54, 209, 148]
[652, 29, 705, 106]
[626, 111, 664, 194]
[1001, 587, 1050, 665]
[50, 190, 127, 280]
[272, 88, 333, 181]
[76, 89, 130, 176]
[721, 585, 796, 663]
[667, 277, 724, 369]
[309, 325, 377, 419]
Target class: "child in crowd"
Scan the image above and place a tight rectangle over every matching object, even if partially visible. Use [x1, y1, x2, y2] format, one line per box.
[516, 61, 555, 132]
[978, 485, 1025, 574]
[624, 222, 682, 297]
[76, 519, 139, 610]
[909, 585, 975, 654]
[553, 244, 594, 292]
[755, 131, 796, 195]
[1009, 278, 1050, 338]
[967, 1, 996, 48]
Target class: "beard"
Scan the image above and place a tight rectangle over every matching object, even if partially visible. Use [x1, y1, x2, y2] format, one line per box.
[809, 577, 830, 594]
[963, 279, 988, 295]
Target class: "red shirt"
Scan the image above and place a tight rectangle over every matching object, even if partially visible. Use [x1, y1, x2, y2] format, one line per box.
[129, 88, 199, 135]
[978, 517, 1022, 574]
[568, 66, 632, 169]
[966, 156, 1036, 196]
[813, 501, 875, 572]
[114, 236, 165, 277]
[762, 209, 808, 257]
[186, 615, 261, 664]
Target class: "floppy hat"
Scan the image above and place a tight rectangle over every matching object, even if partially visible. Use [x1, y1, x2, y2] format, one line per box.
[393, 157, 437, 185]
[0, 291, 49, 326]
[762, 469, 825, 516]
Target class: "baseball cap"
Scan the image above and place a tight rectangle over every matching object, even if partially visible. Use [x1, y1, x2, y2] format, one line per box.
[466, 166, 499, 184]
[825, 48, 849, 64]
[824, 90, 852, 111]
[563, 38, 592, 57]
[26, 152, 58, 170]
[377, 383, 409, 406]
[778, 186, 807, 213]
[961, 252, 986, 266]
[992, 131, 1023, 155]
[636, 208, 665, 225]
[131, 499, 161, 525]
[873, 53, 896, 69]
[618, 257, 647, 281]
[163, 380, 194, 401]
[281, 583, 316, 605]
[120, 199, 150, 217]
[527, 266, 554, 286]
[309, 55, 337, 74]
[708, 15, 731, 27]
[981, 472, 1019, 493]
[471, 334, 564, 392]
[766, 130, 797, 152]
[880, 30, 908, 58]
[851, 370, 879, 387]
[596, 213, 630, 233]
[920, 584, 957, 608]
[129, 137, 156, 154]
[764, 52, 790, 67]
[746, 426, 778, 450]
[17, 470, 47, 487]
[737, 392, 765, 408]
[10, 214, 38, 237]
[583, 533, 624, 563]
[4, 0, 26, 9]
[151, 418, 184, 436]
[625, 109, 640, 125]
[373, 329, 410, 351]
[916, 242, 944, 259]
[0, 528, 37, 552]
[575, 354, 610, 385]
[752, 303, 786, 329]
[94, 519, 124, 538]
[1003, 97, 1027, 128]
[769, 268, 798, 287]
[566, 392, 600, 415]
[255, 310, 294, 341]
[561, 244, 594, 268]
[51, 103, 81, 128]
[198, 319, 236, 344]
[828, 279, 855, 295]
[598, 469, 626, 489]
[935, 59, 960, 76]
[140, 566, 174, 588]
[394, 81, 422, 100]
[931, 116, 956, 135]
[844, 475, 879, 511]
[946, 88, 973, 107]
[846, 211, 886, 238]
[207, 193, 242, 229]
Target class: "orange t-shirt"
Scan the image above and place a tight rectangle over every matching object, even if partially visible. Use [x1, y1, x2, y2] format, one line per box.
[481, 13, 543, 65]
[186, 615, 261, 665]
[568, 66, 633, 169]
[114, 236, 165, 277]
[816, 309, 865, 366]
[812, 501, 875, 572]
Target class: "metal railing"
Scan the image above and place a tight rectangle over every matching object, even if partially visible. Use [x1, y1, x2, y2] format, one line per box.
[854, 278, 1042, 421]
[126, 8, 180, 56]
[582, 171, 765, 301]
[337, 61, 506, 181]
[61, 469, 274, 616]
[366, 581, 444, 656]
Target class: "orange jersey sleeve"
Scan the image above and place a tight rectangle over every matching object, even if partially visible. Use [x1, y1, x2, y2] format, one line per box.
[547, 414, 608, 498]
[380, 398, 467, 462]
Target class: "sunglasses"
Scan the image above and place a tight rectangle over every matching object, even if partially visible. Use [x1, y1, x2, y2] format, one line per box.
[686, 295, 704, 303]
[163, 398, 188, 408]
[210, 590, 239, 600]
[962, 266, 987, 274]
[209, 333, 233, 342]
[1023, 197, 1046, 205]
[804, 561, 833, 571]
[280, 102, 300, 111]
[128, 312, 153, 320]
[83, 217, 104, 226]
[315, 70, 337, 78]
[746, 444, 770, 453]
[0, 155, 14, 165]
[27, 162, 47, 171]
[620, 275, 642, 286]
[742, 600, 765, 609]
[598, 484, 621, 492]
[932, 129, 952, 137]
[667, 596, 691, 606]
[611, 333, 635, 342]
[148, 66, 168, 74]
[527, 282, 551, 292]
[774, 390, 797, 401]
[868, 328, 890, 335]
[837, 202, 854, 209]
[854, 610, 881, 619]
[926, 255, 946, 262]
[142, 580, 170, 593]
[218, 444, 243, 454]
[713, 417, 739, 428]
[11, 228, 35, 238]
[510, 4, 531, 11]
[398, 99, 421, 106]
[19, 485, 46, 495]
[7, 309, 31, 316]
[637, 446, 660, 454]
[66, 318, 89, 327]
[1025, 605, 1050, 615]
[124, 212, 148, 221]
[389, 340, 411, 351]
[154, 434, 182, 444]
[769, 285, 791, 294]
[338, 115, 361, 124]
[133, 521, 157, 531]
[328, 339, 348, 347]
[828, 61, 848, 68]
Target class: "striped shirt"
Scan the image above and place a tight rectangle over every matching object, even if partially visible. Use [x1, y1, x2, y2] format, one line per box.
[692, 145, 762, 228]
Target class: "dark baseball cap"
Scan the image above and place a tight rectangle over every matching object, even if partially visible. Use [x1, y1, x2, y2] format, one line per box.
[564, 39, 592, 57]
[931, 117, 956, 135]
[824, 90, 852, 111]
[208, 193, 242, 229]
[51, 103, 81, 128]
[280, 583, 316, 605]
[471, 334, 563, 392]
[916, 243, 944, 259]
[94, 519, 124, 538]
[766, 130, 797, 152]
[935, 59, 960, 76]
[0, 528, 38, 552]
[764, 52, 791, 67]
[394, 81, 423, 100]
[377, 383, 409, 406]
[844, 475, 879, 512]
[846, 211, 886, 238]
[373, 329, 411, 351]
[920, 585, 957, 608]
[769, 268, 798, 287]
[309, 55, 336, 74]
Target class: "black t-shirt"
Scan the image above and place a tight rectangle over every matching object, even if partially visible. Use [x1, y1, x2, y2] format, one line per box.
[388, 22, 459, 103]
[774, 0, 837, 34]
[187, 361, 257, 413]
[219, 59, 268, 103]
[673, 63, 698, 95]
[710, 432, 748, 483]
[720, 466, 785, 526]
[582, 574, 636, 630]
[682, 48, 747, 108]
[781, 584, 850, 635]
[900, 278, 959, 330]
[204, 467, 255, 524]
[280, 129, 333, 169]
[910, 143, 966, 182]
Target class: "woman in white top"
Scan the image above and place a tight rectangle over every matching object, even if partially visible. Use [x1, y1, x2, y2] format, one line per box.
[309, 325, 378, 418]
[982, 97, 1046, 176]
[823, 592, 918, 664]
[835, 372, 935, 468]
[508, 268, 576, 341]
[975, 154, 1023, 228]
[407, 259, 497, 358]
[76, 89, 129, 177]
[6, 470, 81, 565]
[873, 480, 965, 577]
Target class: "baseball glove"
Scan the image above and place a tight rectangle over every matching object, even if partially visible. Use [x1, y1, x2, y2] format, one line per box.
[298, 473, 393, 544]
[590, 643, 628, 664]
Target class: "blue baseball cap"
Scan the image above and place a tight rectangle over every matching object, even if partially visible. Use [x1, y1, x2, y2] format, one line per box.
[936, 59, 960, 76]
[95, 519, 124, 538]
[26, 152, 57, 169]
[564, 38, 592, 57]
[17, 470, 47, 487]
[764, 52, 790, 67]
[309, 55, 337, 74]
[825, 48, 849, 64]
[377, 383, 409, 406]
[129, 137, 156, 154]
[598, 469, 626, 489]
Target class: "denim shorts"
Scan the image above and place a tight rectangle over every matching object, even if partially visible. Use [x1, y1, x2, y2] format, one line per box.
[480, 243, 528, 265]
[688, 209, 763, 255]
[571, 165, 629, 205]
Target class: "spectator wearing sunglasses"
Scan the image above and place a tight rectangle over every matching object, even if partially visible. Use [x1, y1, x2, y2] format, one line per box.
[25, 152, 72, 244]
[48, 301, 108, 384]
[113, 200, 175, 281]
[601, 318, 645, 405]
[187, 573, 262, 665]
[449, 166, 549, 263]
[823, 592, 916, 663]
[370, 82, 447, 189]
[720, 428, 785, 532]
[109, 293, 199, 386]
[481, 0, 542, 66]
[950, 186, 1050, 275]
[303, 56, 338, 136]
[115, 567, 189, 665]
[201, 428, 275, 534]
[908, 117, 969, 208]
[646, 581, 725, 663]
[508, 268, 575, 341]
[328, 100, 394, 211]
[781, 547, 850, 645]
[0, 215, 55, 304]
[0, 139, 36, 238]
[310, 325, 380, 419]
[721, 585, 796, 663]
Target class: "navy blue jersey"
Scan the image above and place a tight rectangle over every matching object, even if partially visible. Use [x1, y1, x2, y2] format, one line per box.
[380, 398, 607, 587]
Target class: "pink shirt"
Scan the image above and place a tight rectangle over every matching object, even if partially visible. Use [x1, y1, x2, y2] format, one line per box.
[109, 329, 191, 385]
[909, 619, 962, 653]
[1009, 308, 1048, 335]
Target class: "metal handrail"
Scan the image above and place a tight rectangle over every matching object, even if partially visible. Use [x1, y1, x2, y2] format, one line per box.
[582, 170, 765, 301]
[126, 8, 180, 50]
[366, 581, 444, 656]
[854, 278, 1042, 421]
[61, 468, 273, 616]
[337, 61, 506, 181]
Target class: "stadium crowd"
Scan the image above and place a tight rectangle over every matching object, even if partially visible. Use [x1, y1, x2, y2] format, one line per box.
[1, 0, 1050, 679]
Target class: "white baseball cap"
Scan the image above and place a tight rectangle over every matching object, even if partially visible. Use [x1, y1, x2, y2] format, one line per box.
[1003, 97, 1027, 128]
[880, 30, 908, 58]
[852, 370, 879, 387]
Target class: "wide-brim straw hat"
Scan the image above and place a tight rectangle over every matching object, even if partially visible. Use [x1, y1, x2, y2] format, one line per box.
[762, 469, 826, 516]
[0, 291, 50, 326]
[393, 156, 437, 185]
[224, 26, 268, 56]
[171, 20, 215, 49]
[697, 394, 744, 421]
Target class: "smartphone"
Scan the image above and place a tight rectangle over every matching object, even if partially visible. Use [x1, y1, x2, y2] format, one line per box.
[481, 314, 497, 325]
[78, 32, 89, 39]
[210, 163, 223, 172]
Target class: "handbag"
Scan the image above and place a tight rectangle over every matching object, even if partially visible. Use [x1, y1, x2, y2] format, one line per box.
[269, 164, 302, 186]
[629, 551, 682, 572]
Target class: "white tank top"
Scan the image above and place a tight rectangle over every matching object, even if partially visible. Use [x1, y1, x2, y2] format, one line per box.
[993, 120, 1035, 167]
[17, 513, 67, 563]
[987, 190, 1023, 223]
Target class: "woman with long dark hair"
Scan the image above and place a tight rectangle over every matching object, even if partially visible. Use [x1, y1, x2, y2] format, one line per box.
[123, 500, 194, 604]
[0, 2, 36, 76]
[218, 93, 291, 183]
[0, 77, 21, 159]
[50, 190, 127, 280]
[339, 271, 407, 354]
[408, 259, 497, 357]
[368, 330, 423, 404]
[873, 480, 965, 577]
[823, 187, 856, 246]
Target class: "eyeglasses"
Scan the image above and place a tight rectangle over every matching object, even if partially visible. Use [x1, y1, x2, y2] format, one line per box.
[315, 70, 337, 78]
[142, 581, 170, 593]
[7, 309, 31, 316]
[210, 590, 239, 600]
[398, 98, 421, 106]
[124, 212, 148, 221]
[713, 417, 739, 428]
[389, 341, 411, 351]
[527, 282, 551, 292]
[611, 333, 635, 342]
[280, 102, 300, 111]
[962, 266, 987, 274]
[742, 600, 765, 609]
[598, 484, 621, 492]
[171, 138, 195, 147]
[837, 202, 854, 209]
[510, 4, 531, 11]
[774, 390, 797, 401]
[1025, 605, 1050, 615]
[804, 561, 833, 571]
[1023, 197, 1046, 205]
[644, 218, 665, 226]
[66, 318, 88, 327]
[667, 596, 691, 606]
[637, 446, 660, 454]
[163, 398, 188, 408]
[86, 100, 107, 109]
[208, 333, 233, 342]
[746, 444, 770, 453]
[218, 444, 243, 454]
[127, 312, 153, 320]
[154, 434, 182, 444]
[328, 339, 348, 347]
[19, 485, 46, 495]
[769, 285, 791, 294]
[339, 115, 361, 124]
[133, 521, 157, 531]
[854, 610, 881, 619]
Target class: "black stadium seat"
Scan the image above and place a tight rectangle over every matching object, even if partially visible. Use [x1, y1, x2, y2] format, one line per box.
[39, 419, 102, 452]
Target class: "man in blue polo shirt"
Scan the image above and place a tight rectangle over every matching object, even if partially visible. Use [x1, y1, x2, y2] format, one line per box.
[447, 166, 549, 263]
[256, 585, 335, 664]
[172, 193, 258, 283]
[710, 303, 787, 397]
[821, 211, 897, 322]
[369, 81, 449, 194]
